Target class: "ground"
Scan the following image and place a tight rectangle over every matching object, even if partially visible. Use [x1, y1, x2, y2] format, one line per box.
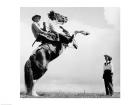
[20, 91, 120, 98]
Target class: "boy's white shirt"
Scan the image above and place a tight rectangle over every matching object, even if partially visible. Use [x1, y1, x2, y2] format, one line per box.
[103, 62, 114, 73]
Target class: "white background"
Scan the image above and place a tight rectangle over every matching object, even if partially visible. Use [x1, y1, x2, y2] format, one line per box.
[0, 0, 140, 105]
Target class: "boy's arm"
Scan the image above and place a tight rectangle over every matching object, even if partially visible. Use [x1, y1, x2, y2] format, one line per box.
[111, 63, 114, 75]
[103, 64, 105, 78]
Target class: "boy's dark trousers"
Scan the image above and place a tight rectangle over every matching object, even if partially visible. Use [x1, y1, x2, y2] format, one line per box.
[103, 70, 114, 95]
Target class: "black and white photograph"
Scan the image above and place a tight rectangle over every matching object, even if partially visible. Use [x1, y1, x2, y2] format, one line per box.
[20, 7, 120, 98]
[2, 0, 140, 104]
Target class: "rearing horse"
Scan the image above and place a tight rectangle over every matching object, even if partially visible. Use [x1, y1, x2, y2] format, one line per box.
[24, 31, 89, 96]
[24, 11, 90, 96]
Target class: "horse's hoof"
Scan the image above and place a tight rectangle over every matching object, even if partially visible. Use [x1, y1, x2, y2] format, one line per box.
[32, 91, 39, 97]
[25, 92, 33, 97]
[25, 91, 39, 97]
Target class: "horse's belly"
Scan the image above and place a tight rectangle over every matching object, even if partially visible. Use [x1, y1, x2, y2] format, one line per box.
[32, 66, 48, 80]
[33, 68, 47, 80]
[31, 60, 48, 80]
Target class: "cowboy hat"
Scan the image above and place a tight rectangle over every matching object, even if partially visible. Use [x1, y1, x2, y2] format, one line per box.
[104, 54, 112, 61]
[32, 15, 41, 21]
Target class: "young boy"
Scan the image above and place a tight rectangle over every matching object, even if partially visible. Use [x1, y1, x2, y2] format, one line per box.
[103, 55, 114, 96]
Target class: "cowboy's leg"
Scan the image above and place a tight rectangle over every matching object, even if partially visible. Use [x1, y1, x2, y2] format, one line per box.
[59, 34, 69, 43]
[49, 26, 74, 43]
[58, 33, 74, 44]
[47, 29, 68, 43]
[37, 33, 58, 44]
[40, 29, 74, 44]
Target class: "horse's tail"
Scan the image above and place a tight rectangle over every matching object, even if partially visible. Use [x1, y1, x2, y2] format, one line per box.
[24, 59, 33, 94]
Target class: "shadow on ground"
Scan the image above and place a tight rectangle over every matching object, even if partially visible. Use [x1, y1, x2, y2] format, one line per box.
[20, 91, 120, 98]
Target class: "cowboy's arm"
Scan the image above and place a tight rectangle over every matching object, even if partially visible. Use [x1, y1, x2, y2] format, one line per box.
[32, 23, 48, 34]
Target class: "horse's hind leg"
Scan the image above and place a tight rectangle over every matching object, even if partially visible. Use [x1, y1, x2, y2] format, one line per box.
[32, 80, 39, 96]
[24, 60, 34, 96]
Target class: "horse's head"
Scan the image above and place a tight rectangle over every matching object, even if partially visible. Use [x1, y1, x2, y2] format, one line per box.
[48, 10, 68, 25]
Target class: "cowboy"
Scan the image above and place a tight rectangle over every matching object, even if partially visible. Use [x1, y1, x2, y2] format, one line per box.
[31, 15, 59, 45]
[103, 54, 114, 96]
[31, 14, 74, 46]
